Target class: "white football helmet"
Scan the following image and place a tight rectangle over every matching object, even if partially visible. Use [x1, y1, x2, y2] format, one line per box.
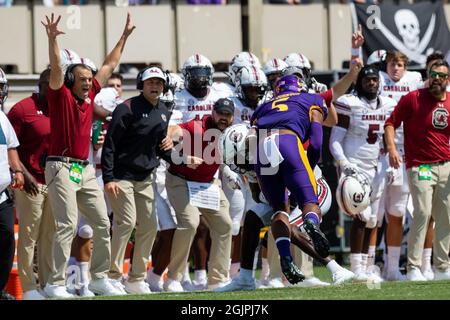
[0, 67, 8, 106]
[263, 58, 288, 76]
[60, 48, 82, 73]
[235, 65, 268, 107]
[219, 123, 251, 166]
[228, 52, 262, 85]
[367, 49, 387, 66]
[336, 173, 371, 217]
[284, 53, 313, 86]
[80, 57, 97, 74]
[317, 176, 332, 216]
[181, 54, 214, 92]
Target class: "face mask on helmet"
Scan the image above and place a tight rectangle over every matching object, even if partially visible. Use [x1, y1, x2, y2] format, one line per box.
[0, 69, 8, 105]
[242, 85, 266, 108]
[185, 66, 212, 92]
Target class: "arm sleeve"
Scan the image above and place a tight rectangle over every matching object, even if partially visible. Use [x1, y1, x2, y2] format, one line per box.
[6, 103, 24, 139]
[329, 126, 348, 164]
[307, 121, 323, 170]
[385, 93, 411, 130]
[101, 104, 131, 184]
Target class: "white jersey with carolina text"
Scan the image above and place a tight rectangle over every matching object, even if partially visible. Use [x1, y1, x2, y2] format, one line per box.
[174, 83, 232, 122]
[231, 97, 254, 125]
[379, 70, 423, 146]
[334, 94, 397, 165]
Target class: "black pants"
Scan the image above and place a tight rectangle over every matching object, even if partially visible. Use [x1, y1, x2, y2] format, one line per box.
[0, 193, 14, 291]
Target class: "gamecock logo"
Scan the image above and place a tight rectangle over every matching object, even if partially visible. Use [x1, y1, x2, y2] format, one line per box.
[432, 108, 448, 129]
[353, 192, 365, 203]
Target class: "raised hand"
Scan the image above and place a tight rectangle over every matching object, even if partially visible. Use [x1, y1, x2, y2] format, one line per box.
[351, 24, 364, 49]
[122, 12, 136, 38]
[41, 13, 65, 39]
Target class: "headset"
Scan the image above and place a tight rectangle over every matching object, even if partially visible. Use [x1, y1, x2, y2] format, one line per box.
[64, 63, 93, 88]
[136, 66, 169, 93]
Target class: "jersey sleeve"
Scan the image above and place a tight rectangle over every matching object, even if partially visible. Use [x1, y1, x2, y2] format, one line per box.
[334, 95, 353, 116]
[310, 94, 328, 121]
[0, 111, 19, 149]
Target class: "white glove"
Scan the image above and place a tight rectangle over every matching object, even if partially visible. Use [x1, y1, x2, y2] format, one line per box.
[338, 160, 359, 176]
[311, 78, 328, 93]
[221, 165, 241, 190]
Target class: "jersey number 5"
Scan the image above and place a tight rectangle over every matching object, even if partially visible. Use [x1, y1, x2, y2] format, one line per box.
[366, 124, 380, 144]
[272, 97, 289, 112]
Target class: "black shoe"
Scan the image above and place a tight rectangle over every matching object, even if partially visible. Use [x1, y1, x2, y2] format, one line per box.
[280, 256, 305, 285]
[0, 290, 16, 300]
[303, 219, 330, 258]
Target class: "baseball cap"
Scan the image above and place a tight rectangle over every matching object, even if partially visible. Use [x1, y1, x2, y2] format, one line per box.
[214, 98, 235, 114]
[141, 67, 167, 82]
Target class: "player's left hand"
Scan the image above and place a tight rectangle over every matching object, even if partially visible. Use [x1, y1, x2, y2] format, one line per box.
[160, 136, 174, 151]
[122, 12, 136, 38]
[351, 24, 364, 49]
[311, 78, 328, 93]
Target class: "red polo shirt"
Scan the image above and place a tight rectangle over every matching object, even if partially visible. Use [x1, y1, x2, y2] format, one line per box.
[47, 79, 101, 160]
[8, 94, 50, 184]
[169, 116, 220, 182]
[385, 89, 450, 169]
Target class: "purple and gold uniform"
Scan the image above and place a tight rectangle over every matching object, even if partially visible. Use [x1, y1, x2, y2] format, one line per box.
[251, 79, 327, 210]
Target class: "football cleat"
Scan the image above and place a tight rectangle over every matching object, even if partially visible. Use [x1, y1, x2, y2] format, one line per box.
[302, 220, 330, 258]
[214, 277, 255, 292]
[280, 256, 305, 285]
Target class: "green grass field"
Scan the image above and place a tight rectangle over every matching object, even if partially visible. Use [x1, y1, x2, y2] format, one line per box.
[90, 267, 450, 300]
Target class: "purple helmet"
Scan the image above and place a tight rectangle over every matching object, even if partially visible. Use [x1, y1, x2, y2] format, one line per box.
[274, 75, 306, 96]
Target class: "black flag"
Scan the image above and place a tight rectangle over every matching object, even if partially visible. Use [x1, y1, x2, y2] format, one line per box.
[351, 1, 450, 66]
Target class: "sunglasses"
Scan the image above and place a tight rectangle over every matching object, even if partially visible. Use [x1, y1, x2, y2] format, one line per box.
[430, 71, 449, 79]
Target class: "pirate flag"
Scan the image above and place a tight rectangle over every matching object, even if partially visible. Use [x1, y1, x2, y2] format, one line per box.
[351, 1, 450, 66]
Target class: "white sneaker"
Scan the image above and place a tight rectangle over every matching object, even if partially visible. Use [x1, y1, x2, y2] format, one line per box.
[181, 280, 195, 292]
[208, 280, 231, 290]
[214, 277, 255, 292]
[385, 269, 407, 281]
[78, 285, 96, 297]
[367, 271, 384, 284]
[296, 277, 330, 287]
[407, 267, 427, 281]
[44, 284, 75, 299]
[332, 268, 355, 285]
[146, 271, 164, 292]
[124, 280, 152, 294]
[353, 272, 369, 283]
[192, 279, 208, 291]
[164, 278, 184, 293]
[22, 289, 46, 300]
[422, 268, 435, 281]
[109, 279, 127, 294]
[264, 277, 285, 288]
[89, 278, 125, 296]
[433, 268, 450, 281]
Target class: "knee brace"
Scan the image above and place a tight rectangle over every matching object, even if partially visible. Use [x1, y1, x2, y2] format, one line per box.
[77, 224, 94, 239]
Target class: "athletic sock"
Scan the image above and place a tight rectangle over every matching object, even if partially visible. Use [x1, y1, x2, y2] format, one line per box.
[230, 262, 240, 279]
[77, 261, 90, 286]
[326, 260, 341, 274]
[367, 246, 376, 268]
[422, 248, 432, 271]
[239, 268, 254, 282]
[305, 212, 320, 225]
[350, 253, 362, 274]
[361, 253, 368, 274]
[387, 246, 401, 273]
[275, 237, 292, 259]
